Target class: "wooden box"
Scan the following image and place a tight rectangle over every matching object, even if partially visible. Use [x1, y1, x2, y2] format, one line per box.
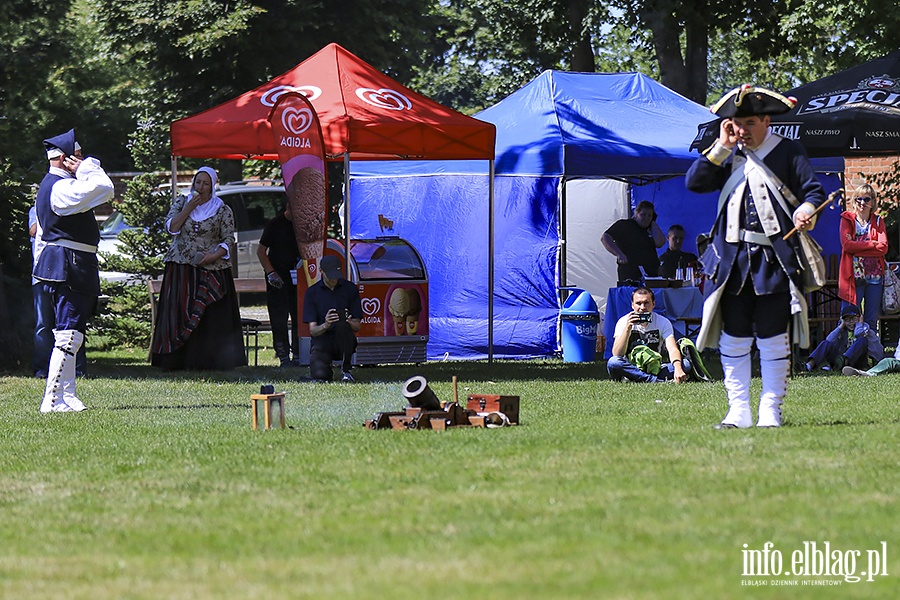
[466, 394, 520, 424]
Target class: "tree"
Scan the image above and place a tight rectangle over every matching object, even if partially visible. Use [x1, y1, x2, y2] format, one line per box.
[91, 115, 173, 348]
[411, 0, 607, 113]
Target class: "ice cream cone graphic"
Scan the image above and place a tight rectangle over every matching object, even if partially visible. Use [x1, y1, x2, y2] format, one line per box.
[405, 288, 422, 335]
[388, 287, 409, 336]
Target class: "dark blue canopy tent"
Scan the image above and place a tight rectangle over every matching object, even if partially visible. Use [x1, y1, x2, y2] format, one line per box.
[350, 71, 843, 360]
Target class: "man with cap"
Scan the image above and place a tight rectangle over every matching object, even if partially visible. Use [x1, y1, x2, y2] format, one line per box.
[686, 85, 826, 429]
[29, 140, 88, 379]
[803, 305, 883, 372]
[302, 255, 363, 382]
[33, 129, 114, 413]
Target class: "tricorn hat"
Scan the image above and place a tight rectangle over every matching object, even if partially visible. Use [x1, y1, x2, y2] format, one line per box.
[43, 129, 77, 159]
[710, 85, 796, 118]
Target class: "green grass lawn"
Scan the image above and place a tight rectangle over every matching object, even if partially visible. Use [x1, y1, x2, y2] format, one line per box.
[1, 342, 897, 599]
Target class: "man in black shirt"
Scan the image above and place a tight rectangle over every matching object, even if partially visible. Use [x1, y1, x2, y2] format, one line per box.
[257, 205, 301, 367]
[658, 224, 698, 279]
[601, 201, 666, 284]
[302, 255, 362, 382]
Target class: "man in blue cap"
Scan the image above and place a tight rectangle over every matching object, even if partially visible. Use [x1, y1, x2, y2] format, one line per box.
[29, 139, 88, 379]
[34, 129, 114, 413]
[686, 86, 826, 429]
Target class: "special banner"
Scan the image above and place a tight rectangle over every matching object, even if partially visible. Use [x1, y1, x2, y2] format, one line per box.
[267, 91, 328, 286]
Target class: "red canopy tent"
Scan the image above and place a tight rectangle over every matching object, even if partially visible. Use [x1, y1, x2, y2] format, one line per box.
[169, 43, 500, 359]
[170, 43, 495, 161]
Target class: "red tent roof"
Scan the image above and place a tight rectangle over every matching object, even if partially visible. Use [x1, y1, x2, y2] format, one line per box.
[170, 43, 495, 161]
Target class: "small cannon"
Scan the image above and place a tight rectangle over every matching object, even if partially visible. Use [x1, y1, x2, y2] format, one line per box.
[365, 375, 519, 431]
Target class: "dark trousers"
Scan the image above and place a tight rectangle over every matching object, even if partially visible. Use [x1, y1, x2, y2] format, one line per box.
[265, 280, 299, 360]
[309, 322, 357, 381]
[33, 283, 86, 376]
[721, 286, 791, 339]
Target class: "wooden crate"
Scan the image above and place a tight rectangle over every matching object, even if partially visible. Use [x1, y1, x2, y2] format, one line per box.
[466, 394, 520, 424]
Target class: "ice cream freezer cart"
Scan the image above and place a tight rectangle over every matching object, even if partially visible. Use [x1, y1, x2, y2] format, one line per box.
[295, 237, 428, 365]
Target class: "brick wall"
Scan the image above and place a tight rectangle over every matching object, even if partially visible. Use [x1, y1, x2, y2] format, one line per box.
[844, 156, 900, 190]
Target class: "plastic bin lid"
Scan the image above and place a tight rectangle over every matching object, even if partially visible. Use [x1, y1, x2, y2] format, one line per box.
[561, 289, 598, 315]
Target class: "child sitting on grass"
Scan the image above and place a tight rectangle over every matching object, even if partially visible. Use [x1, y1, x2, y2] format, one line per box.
[804, 304, 883, 372]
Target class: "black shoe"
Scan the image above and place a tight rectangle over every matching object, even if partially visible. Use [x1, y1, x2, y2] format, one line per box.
[341, 371, 356, 383]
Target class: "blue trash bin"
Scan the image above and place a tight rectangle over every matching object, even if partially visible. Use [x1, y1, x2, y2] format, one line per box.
[560, 289, 600, 362]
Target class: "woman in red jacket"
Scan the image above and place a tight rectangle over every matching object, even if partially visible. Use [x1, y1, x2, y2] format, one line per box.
[838, 184, 888, 329]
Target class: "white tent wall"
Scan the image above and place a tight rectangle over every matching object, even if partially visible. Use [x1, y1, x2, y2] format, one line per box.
[561, 178, 631, 324]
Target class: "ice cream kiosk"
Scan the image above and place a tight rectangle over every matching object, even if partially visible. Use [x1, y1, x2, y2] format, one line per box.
[296, 237, 428, 365]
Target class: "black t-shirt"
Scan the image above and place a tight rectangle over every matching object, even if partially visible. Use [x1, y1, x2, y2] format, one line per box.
[302, 278, 363, 350]
[605, 218, 659, 281]
[658, 249, 698, 279]
[258, 213, 300, 277]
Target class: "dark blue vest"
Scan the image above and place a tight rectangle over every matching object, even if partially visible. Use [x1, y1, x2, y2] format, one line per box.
[36, 172, 100, 246]
[32, 172, 100, 294]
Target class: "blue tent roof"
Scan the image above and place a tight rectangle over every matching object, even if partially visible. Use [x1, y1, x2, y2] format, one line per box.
[354, 71, 715, 180]
[487, 70, 715, 178]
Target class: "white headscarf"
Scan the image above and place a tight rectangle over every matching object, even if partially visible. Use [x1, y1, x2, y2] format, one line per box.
[186, 166, 224, 222]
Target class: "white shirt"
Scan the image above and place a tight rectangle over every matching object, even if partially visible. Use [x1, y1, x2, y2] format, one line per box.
[613, 311, 675, 356]
[49, 158, 114, 216]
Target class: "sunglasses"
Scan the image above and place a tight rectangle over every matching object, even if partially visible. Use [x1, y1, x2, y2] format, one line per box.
[855, 196, 873, 204]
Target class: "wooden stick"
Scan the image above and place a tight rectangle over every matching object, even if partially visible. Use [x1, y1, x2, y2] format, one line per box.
[452, 375, 458, 405]
[782, 190, 842, 241]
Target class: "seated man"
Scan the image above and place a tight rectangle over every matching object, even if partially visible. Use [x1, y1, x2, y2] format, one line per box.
[804, 304, 883, 372]
[601, 200, 666, 284]
[302, 255, 363, 382]
[658, 224, 699, 279]
[607, 287, 691, 383]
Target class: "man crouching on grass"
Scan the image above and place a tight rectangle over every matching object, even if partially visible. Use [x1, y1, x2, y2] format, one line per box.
[607, 287, 690, 383]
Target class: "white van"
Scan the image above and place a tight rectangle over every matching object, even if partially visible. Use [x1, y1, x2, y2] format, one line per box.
[99, 182, 289, 280]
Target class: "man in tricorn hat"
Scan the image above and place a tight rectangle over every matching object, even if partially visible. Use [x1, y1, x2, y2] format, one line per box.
[33, 128, 114, 413]
[686, 85, 826, 429]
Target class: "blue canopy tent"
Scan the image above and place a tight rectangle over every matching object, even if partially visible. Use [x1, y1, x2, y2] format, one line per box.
[350, 71, 843, 360]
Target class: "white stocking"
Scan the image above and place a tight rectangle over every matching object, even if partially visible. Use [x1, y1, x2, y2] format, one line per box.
[757, 333, 790, 427]
[718, 333, 754, 428]
[40, 330, 84, 413]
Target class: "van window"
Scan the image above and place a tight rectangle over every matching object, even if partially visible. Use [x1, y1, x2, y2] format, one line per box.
[242, 192, 285, 230]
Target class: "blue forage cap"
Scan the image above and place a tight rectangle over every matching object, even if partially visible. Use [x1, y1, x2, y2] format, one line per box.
[43, 128, 76, 158]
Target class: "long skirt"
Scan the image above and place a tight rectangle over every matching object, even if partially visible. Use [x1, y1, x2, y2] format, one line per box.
[150, 262, 247, 370]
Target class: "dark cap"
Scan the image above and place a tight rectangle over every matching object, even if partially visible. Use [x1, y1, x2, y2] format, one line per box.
[43, 129, 77, 158]
[841, 304, 860, 318]
[320, 255, 342, 279]
[710, 85, 796, 118]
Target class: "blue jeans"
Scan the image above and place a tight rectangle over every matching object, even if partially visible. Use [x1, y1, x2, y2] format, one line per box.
[807, 336, 869, 370]
[607, 355, 693, 382]
[33, 283, 54, 375]
[854, 276, 883, 330]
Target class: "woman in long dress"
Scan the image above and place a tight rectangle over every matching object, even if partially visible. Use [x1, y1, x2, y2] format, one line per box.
[151, 167, 246, 370]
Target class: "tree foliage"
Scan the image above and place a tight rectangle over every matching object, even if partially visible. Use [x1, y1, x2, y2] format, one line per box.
[91, 116, 173, 348]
